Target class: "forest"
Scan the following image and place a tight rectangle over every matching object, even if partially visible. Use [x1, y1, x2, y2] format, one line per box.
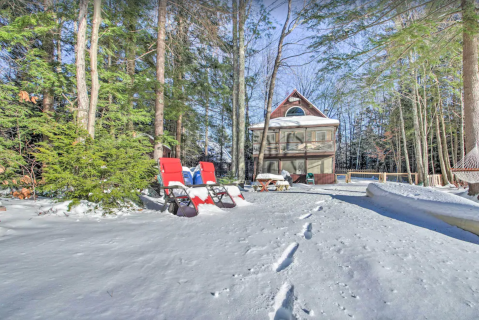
[1, 0, 479, 208]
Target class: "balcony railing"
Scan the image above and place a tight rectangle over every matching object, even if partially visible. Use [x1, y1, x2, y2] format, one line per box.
[252, 140, 335, 155]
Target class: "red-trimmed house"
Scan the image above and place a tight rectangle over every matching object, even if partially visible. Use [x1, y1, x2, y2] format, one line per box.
[249, 89, 339, 184]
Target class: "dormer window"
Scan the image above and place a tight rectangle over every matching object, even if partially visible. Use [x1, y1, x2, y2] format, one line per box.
[285, 107, 305, 117]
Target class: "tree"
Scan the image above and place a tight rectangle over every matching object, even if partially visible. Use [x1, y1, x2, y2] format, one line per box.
[87, 0, 102, 138]
[76, 0, 89, 131]
[257, 0, 296, 175]
[153, 0, 167, 160]
[42, 0, 55, 115]
[237, 0, 247, 182]
[231, 0, 239, 177]
[462, 0, 479, 195]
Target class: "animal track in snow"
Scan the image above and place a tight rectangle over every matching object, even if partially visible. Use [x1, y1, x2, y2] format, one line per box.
[314, 206, 323, 212]
[269, 282, 295, 320]
[299, 213, 311, 220]
[303, 223, 313, 240]
[273, 242, 299, 272]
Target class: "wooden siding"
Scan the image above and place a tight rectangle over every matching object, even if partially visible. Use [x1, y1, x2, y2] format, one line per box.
[291, 173, 335, 184]
[270, 90, 326, 119]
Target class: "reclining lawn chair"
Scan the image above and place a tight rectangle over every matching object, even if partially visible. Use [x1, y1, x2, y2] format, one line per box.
[199, 161, 245, 207]
[158, 158, 216, 217]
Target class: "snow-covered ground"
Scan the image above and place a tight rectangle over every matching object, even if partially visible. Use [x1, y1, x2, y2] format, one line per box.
[1, 181, 479, 319]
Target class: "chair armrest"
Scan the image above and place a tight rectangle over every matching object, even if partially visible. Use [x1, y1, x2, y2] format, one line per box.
[160, 186, 185, 190]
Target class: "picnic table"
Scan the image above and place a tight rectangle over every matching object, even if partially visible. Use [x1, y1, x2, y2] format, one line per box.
[255, 173, 285, 192]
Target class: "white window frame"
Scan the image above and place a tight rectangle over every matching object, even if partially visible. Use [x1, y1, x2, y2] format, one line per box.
[285, 106, 305, 117]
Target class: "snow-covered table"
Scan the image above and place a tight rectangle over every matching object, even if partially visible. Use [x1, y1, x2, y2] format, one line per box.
[255, 174, 285, 192]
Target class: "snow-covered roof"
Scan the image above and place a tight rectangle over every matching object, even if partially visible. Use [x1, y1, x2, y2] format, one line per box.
[197, 141, 232, 163]
[250, 116, 339, 129]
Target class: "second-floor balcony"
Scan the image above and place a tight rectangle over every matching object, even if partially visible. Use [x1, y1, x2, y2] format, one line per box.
[252, 140, 335, 156]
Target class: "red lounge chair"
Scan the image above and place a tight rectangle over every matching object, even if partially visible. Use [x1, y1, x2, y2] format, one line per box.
[159, 158, 215, 217]
[199, 161, 245, 208]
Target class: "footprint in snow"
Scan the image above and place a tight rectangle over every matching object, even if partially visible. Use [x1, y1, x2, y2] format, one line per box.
[273, 242, 299, 272]
[299, 213, 311, 220]
[303, 223, 313, 240]
[269, 282, 295, 320]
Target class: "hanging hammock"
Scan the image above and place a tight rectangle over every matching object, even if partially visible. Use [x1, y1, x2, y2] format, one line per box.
[452, 144, 479, 183]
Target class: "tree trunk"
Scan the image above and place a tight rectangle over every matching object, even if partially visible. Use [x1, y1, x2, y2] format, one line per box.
[56, 18, 62, 73]
[460, 89, 465, 158]
[176, 114, 182, 160]
[237, 0, 247, 182]
[126, 10, 136, 132]
[463, 0, 479, 195]
[410, 70, 425, 185]
[231, 0, 238, 177]
[87, 0, 101, 138]
[257, 0, 293, 175]
[415, 69, 428, 185]
[76, 0, 89, 131]
[439, 107, 454, 183]
[436, 112, 449, 186]
[205, 90, 209, 158]
[43, 0, 55, 114]
[153, 0, 167, 160]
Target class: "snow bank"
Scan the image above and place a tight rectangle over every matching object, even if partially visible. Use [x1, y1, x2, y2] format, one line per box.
[250, 115, 339, 129]
[233, 197, 251, 207]
[456, 190, 479, 204]
[256, 173, 284, 181]
[197, 203, 224, 214]
[367, 183, 479, 235]
[38, 200, 134, 218]
[224, 185, 241, 196]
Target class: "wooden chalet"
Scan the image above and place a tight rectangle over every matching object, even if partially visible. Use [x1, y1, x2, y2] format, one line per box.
[250, 89, 339, 184]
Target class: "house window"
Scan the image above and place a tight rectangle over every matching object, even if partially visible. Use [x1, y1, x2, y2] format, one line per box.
[267, 133, 276, 144]
[253, 130, 262, 143]
[253, 131, 275, 144]
[262, 160, 279, 174]
[316, 131, 327, 141]
[285, 107, 305, 117]
[308, 158, 333, 174]
[282, 131, 304, 152]
[282, 159, 305, 174]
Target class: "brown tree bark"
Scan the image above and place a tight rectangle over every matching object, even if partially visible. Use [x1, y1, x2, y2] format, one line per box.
[153, 0, 167, 160]
[462, 0, 479, 195]
[42, 0, 54, 114]
[87, 0, 102, 138]
[76, 0, 89, 131]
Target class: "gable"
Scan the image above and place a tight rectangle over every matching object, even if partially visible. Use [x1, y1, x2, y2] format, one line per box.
[270, 90, 327, 119]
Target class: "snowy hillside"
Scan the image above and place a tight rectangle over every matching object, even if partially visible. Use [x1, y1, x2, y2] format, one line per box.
[1, 182, 479, 319]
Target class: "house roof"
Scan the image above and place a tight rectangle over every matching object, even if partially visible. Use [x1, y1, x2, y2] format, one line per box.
[250, 116, 339, 129]
[270, 89, 328, 118]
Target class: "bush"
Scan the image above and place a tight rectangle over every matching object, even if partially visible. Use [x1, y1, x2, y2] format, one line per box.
[36, 122, 156, 208]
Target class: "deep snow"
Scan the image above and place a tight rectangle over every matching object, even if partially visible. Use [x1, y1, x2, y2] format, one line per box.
[1, 181, 479, 319]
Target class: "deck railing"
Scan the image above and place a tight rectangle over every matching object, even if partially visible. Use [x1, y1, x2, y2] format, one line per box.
[252, 140, 335, 155]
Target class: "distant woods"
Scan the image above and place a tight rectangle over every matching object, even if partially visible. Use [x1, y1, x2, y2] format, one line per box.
[303, 0, 479, 194]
